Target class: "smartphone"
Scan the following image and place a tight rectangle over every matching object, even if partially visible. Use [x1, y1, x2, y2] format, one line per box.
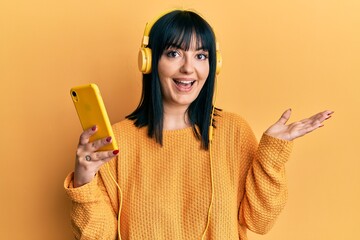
[70, 83, 118, 151]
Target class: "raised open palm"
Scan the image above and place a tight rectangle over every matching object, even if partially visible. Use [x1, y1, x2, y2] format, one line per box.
[265, 109, 334, 141]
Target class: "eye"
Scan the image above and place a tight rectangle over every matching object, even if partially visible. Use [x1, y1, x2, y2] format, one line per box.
[196, 52, 209, 60]
[165, 50, 180, 58]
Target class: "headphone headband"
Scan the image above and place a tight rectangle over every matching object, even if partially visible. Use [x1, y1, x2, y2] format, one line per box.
[141, 9, 180, 48]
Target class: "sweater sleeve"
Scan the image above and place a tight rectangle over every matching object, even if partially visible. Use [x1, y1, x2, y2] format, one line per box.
[238, 121, 293, 235]
[64, 172, 117, 239]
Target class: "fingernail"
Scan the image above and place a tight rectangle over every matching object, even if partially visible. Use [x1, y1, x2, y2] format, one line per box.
[106, 137, 112, 142]
[92, 126, 97, 131]
[113, 150, 119, 155]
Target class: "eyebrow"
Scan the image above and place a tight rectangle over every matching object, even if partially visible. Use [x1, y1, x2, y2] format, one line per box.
[166, 44, 208, 51]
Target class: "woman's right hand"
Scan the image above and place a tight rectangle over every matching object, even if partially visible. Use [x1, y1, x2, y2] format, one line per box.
[73, 126, 119, 188]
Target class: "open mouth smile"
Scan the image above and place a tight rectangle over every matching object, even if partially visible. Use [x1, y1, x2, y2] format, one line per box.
[173, 79, 196, 92]
[173, 79, 196, 87]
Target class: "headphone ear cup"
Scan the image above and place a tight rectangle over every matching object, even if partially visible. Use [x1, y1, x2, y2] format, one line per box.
[215, 50, 222, 75]
[138, 47, 152, 74]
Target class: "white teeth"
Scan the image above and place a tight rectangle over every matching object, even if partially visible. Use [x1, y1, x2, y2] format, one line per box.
[174, 80, 195, 84]
[173, 79, 196, 88]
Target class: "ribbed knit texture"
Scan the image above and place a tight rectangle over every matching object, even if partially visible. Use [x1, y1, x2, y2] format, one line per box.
[64, 111, 293, 240]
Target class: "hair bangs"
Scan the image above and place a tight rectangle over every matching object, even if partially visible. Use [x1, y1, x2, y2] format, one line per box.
[162, 13, 213, 52]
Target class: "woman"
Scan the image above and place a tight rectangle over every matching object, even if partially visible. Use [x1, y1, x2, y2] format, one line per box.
[64, 10, 333, 239]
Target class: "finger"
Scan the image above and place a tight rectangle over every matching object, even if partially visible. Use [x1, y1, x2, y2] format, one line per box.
[82, 149, 119, 162]
[324, 110, 334, 119]
[299, 117, 322, 130]
[88, 136, 113, 152]
[300, 110, 333, 125]
[79, 125, 97, 145]
[311, 110, 334, 125]
[316, 110, 333, 118]
[304, 112, 332, 130]
[277, 108, 292, 125]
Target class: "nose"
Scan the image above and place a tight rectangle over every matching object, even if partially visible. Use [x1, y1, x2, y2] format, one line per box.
[180, 54, 194, 74]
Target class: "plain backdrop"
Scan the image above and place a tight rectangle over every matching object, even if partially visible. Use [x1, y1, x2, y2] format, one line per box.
[1, 0, 359, 239]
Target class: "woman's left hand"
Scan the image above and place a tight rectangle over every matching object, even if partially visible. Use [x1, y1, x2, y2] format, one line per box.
[265, 109, 334, 141]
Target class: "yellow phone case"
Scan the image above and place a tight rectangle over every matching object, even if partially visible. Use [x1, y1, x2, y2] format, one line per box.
[70, 83, 118, 151]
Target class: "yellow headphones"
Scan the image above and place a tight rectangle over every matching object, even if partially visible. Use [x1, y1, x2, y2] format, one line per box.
[138, 9, 223, 75]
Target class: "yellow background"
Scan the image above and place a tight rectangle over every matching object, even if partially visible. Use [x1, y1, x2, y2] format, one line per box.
[1, 0, 359, 239]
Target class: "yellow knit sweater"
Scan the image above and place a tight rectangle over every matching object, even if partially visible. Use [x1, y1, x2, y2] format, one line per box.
[64, 111, 293, 240]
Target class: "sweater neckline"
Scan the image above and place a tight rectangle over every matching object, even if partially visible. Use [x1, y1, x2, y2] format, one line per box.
[163, 126, 193, 135]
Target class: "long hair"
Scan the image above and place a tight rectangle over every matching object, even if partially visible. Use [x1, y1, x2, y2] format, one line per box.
[127, 10, 219, 150]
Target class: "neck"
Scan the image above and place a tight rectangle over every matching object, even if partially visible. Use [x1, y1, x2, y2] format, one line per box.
[163, 104, 190, 130]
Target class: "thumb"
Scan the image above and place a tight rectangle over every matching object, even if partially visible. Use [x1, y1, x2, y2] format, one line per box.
[277, 108, 292, 125]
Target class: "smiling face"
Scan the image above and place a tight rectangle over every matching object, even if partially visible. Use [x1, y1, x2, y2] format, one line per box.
[157, 35, 210, 111]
